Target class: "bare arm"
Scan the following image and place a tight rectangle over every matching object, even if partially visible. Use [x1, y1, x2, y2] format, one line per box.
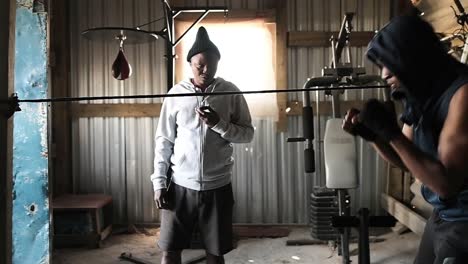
[390, 85, 468, 198]
[371, 124, 413, 170]
[342, 108, 411, 170]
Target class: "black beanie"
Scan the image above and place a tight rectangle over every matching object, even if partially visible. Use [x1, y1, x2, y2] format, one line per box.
[186, 27, 221, 62]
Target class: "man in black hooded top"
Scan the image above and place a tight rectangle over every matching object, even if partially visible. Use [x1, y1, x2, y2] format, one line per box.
[343, 15, 468, 263]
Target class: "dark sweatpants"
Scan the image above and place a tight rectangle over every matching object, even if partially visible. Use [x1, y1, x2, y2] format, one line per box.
[414, 212, 468, 264]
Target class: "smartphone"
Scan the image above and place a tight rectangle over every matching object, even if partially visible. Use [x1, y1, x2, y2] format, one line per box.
[199, 106, 211, 113]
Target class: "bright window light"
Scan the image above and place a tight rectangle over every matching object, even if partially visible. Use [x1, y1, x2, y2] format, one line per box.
[179, 20, 278, 119]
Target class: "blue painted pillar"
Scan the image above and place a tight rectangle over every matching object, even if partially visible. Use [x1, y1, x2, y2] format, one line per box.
[12, 1, 50, 263]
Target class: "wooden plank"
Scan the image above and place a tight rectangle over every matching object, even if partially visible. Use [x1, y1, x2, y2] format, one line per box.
[413, 0, 460, 34]
[285, 100, 365, 116]
[71, 103, 162, 118]
[53, 194, 112, 209]
[71, 100, 386, 118]
[50, 0, 72, 197]
[403, 171, 413, 204]
[276, 0, 288, 132]
[381, 193, 426, 236]
[100, 225, 112, 241]
[288, 31, 375, 47]
[387, 166, 405, 201]
[174, 19, 184, 84]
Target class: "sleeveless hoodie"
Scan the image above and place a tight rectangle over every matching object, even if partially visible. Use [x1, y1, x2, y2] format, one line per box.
[367, 15, 468, 221]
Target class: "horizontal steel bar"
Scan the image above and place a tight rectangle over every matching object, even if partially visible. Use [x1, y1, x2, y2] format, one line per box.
[0, 85, 388, 104]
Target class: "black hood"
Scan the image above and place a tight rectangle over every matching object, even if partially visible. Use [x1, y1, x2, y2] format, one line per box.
[366, 15, 467, 123]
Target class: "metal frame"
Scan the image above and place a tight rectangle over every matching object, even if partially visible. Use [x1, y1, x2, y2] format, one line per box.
[297, 12, 390, 264]
[160, 0, 227, 90]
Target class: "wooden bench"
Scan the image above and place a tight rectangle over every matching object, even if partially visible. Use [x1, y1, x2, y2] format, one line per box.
[53, 194, 113, 248]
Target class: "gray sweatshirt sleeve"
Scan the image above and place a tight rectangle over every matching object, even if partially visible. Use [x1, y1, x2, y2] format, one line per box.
[150, 98, 176, 191]
[211, 94, 254, 143]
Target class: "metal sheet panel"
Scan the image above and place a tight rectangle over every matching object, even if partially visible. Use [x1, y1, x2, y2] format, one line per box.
[124, 118, 161, 223]
[70, 0, 391, 224]
[231, 117, 311, 223]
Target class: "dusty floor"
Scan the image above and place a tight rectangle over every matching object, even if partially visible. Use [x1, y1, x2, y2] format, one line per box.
[53, 227, 420, 264]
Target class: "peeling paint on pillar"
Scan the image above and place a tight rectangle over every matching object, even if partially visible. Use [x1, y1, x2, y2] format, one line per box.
[12, 0, 50, 263]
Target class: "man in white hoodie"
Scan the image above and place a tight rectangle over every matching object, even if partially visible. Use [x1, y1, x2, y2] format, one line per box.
[151, 27, 254, 264]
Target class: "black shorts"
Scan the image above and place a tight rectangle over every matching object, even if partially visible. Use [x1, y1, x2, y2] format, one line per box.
[158, 183, 234, 256]
[414, 212, 468, 264]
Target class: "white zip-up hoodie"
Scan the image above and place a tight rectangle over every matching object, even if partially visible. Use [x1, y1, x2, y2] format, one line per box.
[150, 78, 254, 191]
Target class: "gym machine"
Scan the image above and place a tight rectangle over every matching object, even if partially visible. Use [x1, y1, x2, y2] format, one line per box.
[289, 13, 395, 264]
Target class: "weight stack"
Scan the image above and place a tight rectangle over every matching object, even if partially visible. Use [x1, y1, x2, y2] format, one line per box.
[309, 187, 339, 241]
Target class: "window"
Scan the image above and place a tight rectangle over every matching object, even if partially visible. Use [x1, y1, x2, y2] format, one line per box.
[176, 19, 278, 119]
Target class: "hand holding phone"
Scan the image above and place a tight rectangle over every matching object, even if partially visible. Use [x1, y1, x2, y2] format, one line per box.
[196, 106, 220, 127]
[200, 106, 211, 113]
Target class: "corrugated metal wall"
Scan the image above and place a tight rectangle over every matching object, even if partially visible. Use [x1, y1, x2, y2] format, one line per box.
[69, 0, 392, 224]
[69, 0, 168, 224]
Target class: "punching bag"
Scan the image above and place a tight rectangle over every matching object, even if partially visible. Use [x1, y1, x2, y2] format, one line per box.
[112, 48, 132, 80]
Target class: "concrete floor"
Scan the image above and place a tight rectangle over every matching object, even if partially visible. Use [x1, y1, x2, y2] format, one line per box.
[53, 227, 420, 264]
